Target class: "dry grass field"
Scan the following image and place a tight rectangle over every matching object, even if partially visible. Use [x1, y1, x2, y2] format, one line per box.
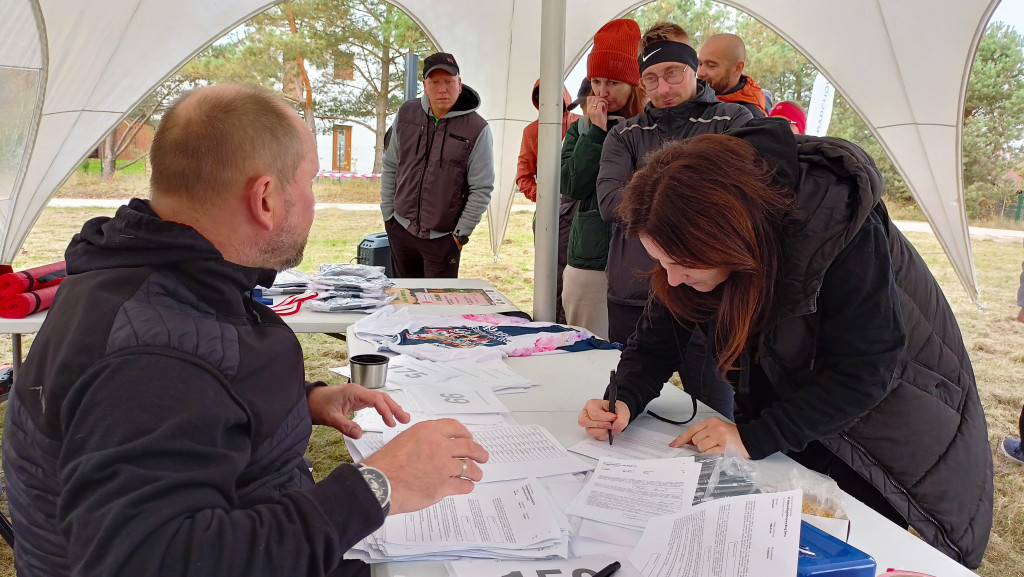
[0, 179, 1020, 575]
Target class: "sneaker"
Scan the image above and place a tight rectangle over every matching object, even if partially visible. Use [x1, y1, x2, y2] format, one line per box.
[1002, 437, 1024, 464]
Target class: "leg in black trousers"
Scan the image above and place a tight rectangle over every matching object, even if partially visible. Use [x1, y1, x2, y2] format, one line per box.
[385, 218, 425, 278]
[385, 218, 461, 278]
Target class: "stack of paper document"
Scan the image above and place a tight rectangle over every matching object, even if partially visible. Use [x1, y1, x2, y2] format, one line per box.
[257, 268, 309, 295]
[348, 478, 572, 562]
[347, 424, 593, 484]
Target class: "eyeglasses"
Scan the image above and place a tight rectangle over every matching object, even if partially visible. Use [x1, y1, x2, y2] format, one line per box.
[640, 66, 691, 91]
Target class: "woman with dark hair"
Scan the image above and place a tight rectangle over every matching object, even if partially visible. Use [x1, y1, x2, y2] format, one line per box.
[577, 119, 993, 569]
[559, 18, 647, 339]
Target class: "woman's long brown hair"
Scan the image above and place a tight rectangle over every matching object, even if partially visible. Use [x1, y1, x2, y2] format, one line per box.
[618, 134, 793, 373]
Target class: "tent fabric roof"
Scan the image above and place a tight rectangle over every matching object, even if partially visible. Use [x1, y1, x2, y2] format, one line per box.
[1, 0, 1000, 301]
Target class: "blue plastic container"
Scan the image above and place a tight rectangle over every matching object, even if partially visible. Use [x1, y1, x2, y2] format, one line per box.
[797, 521, 876, 577]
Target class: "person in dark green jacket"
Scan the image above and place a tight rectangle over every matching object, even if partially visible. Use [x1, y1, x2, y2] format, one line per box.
[560, 18, 646, 339]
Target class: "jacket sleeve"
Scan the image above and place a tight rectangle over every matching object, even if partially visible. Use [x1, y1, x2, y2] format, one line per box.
[596, 125, 636, 223]
[738, 216, 906, 459]
[455, 124, 496, 237]
[611, 299, 692, 421]
[59, 353, 385, 577]
[561, 121, 608, 203]
[726, 104, 755, 128]
[516, 123, 539, 202]
[380, 121, 401, 222]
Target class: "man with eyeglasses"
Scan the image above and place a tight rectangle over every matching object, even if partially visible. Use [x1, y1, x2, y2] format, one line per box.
[596, 22, 754, 418]
[381, 52, 495, 278]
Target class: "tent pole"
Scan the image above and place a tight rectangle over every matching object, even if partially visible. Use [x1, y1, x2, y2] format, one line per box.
[533, 0, 566, 322]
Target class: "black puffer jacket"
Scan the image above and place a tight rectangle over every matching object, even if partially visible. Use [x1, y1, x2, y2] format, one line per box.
[2, 199, 384, 577]
[611, 120, 993, 568]
[597, 81, 753, 307]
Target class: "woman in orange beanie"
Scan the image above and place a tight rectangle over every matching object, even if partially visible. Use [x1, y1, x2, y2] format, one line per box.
[560, 18, 647, 340]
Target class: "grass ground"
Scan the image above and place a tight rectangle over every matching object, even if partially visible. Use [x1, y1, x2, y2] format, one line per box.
[0, 180, 1021, 575]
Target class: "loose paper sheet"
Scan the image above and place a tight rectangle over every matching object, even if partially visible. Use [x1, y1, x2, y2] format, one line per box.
[629, 489, 802, 577]
[566, 457, 701, 529]
[567, 419, 698, 461]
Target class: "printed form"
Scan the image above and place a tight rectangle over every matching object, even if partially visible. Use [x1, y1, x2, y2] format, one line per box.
[567, 457, 702, 529]
[348, 425, 593, 482]
[629, 489, 802, 577]
[568, 418, 699, 461]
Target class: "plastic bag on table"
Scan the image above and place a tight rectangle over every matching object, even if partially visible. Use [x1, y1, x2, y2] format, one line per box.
[316, 263, 388, 279]
[701, 445, 847, 521]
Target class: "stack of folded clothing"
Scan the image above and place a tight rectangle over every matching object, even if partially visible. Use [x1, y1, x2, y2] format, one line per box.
[0, 261, 67, 319]
[305, 263, 394, 312]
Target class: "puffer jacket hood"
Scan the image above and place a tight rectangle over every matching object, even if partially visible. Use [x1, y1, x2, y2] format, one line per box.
[531, 79, 573, 111]
[65, 198, 277, 292]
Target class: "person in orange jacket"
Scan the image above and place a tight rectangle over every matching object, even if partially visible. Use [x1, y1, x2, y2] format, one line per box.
[515, 80, 580, 202]
[698, 33, 767, 117]
[516, 79, 581, 323]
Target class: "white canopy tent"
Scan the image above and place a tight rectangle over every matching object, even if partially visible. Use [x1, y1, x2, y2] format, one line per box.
[0, 0, 1000, 319]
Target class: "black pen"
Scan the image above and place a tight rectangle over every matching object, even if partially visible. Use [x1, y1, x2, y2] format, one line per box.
[594, 560, 621, 577]
[607, 369, 618, 446]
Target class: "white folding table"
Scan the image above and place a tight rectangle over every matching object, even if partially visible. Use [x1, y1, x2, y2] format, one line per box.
[0, 278, 520, 378]
[345, 333, 981, 577]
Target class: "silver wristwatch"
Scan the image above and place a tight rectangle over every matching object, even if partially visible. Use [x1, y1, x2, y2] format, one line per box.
[355, 463, 391, 515]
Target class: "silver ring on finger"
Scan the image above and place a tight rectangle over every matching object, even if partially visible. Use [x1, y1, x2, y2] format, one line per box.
[459, 459, 468, 478]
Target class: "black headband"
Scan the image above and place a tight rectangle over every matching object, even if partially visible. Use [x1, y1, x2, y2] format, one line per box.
[638, 41, 699, 74]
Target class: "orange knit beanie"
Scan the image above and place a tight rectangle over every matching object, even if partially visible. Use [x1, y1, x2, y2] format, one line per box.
[587, 19, 641, 85]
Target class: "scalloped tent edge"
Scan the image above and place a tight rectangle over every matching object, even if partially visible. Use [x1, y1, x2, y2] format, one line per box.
[0, 0, 998, 312]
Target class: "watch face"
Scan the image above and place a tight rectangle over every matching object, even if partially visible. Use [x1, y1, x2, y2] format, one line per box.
[359, 466, 390, 509]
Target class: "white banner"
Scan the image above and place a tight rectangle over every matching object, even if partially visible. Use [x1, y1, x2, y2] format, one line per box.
[806, 72, 835, 136]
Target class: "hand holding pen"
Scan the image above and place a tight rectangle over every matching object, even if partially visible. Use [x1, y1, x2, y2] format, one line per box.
[577, 371, 631, 442]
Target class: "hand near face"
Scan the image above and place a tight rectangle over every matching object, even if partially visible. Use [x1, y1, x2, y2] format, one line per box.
[672, 417, 750, 458]
[363, 419, 489, 515]
[578, 398, 631, 441]
[586, 95, 610, 131]
[307, 383, 411, 439]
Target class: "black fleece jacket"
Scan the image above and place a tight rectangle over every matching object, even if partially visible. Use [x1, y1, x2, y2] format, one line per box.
[610, 120, 992, 568]
[2, 199, 384, 577]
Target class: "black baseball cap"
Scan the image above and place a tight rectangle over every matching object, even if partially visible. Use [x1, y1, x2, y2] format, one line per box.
[423, 52, 459, 78]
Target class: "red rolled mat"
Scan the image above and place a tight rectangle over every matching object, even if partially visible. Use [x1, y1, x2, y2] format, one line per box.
[0, 261, 66, 296]
[0, 285, 60, 319]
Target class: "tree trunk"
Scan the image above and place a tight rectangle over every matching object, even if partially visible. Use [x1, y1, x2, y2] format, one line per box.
[287, 5, 319, 158]
[372, 5, 393, 174]
[101, 130, 117, 181]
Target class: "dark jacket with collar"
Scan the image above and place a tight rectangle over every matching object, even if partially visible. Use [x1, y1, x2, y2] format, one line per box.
[380, 85, 495, 239]
[610, 120, 993, 568]
[597, 81, 753, 307]
[1, 199, 384, 577]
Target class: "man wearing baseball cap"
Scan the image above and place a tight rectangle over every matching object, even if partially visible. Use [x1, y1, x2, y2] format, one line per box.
[380, 52, 494, 278]
[596, 22, 754, 417]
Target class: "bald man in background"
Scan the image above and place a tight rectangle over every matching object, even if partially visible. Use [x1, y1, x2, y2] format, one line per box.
[697, 33, 767, 117]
